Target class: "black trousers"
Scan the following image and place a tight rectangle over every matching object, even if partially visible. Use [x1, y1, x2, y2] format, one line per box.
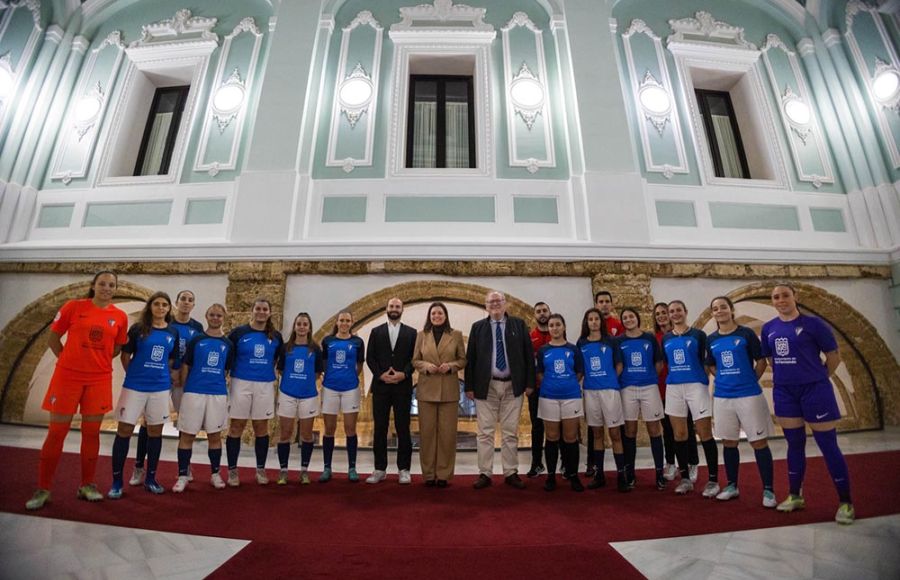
[527, 390, 544, 466]
[372, 386, 413, 471]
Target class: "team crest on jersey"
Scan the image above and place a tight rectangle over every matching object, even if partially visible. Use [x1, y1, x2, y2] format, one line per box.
[590, 356, 602, 372]
[254, 344, 265, 358]
[108, 319, 116, 327]
[336, 350, 346, 364]
[721, 350, 734, 368]
[554, 359, 565, 374]
[151, 345, 165, 362]
[294, 359, 305, 373]
[89, 325, 103, 342]
[673, 348, 685, 365]
[179, 338, 187, 352]
[631, 351, 642, 366]
[795, 326, 804, 336]
[775, 337, 790, 356]
[207, 351, 220, 366]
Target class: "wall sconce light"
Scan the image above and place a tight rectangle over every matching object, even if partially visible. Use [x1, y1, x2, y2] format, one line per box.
[638, 71, 671, 135]
[73, 82, 105, 141]
[510, 61, 544, 130]
[212, 68, 246, 133]
[872, 58, 900, 107]
[338, 63, 374, 129]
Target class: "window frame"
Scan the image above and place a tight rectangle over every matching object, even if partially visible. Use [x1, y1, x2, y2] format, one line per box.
[133, 85, 191, 177]
[405, 74, 476, 169]
[694, 88, 751, 179]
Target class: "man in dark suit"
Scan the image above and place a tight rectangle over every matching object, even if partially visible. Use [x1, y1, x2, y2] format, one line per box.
[366, 298, 417, 484]
[465, 290, 535, 489]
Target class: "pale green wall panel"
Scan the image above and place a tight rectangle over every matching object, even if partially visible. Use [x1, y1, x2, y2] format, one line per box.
[385, 196, 494, 222]
[322, 196, 367, 222]
[185, 199, 226, 224]
[655, 200, 696, 227]
[0, 8, 37, 66]
[84, 201, 172, 227]
[514, 196, 558, 223]
[36, 204, 74, 228]
[709, 202, 799, 231]
[809, 207, 846, 233]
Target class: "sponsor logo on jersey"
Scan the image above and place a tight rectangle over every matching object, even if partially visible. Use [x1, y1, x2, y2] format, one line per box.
[673, 348, 685, 365]
[775, 337, 790, 356]
[207, 350, 220, 367]
[89, 325, 103, 342]
[590, 356, 602, 372]
[795, 327, 804, 336]
[631, 351, 642, 366]
[686, 339, 692, 349]
[554, 359, 565, 374]
[600, 345, 607, 354]
[721, 350, 734, 368]
[335, 350, 346, 364]
[151, 345, 165, 362]
[254, 344, 265, 358]
[108, 319, 116, 327]
[294, 359, 305, 373]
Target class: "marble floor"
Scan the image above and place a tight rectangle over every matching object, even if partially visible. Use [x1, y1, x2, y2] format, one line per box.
[2, 424, 899, 579]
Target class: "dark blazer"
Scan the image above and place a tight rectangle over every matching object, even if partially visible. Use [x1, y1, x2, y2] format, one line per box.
[366, 322, 417, 394]
[465, 315, 535, 399]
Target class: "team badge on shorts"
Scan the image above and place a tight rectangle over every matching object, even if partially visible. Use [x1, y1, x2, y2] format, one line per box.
[254, 344, 265, 358]
[554, 359, 565, 374]
[294, 359, 305, 373]
[151, 345, 165, 362]
[631, 351, 642, 366]
[721, 350, 734, 368]
[590, 356, 602, 372]
[336, 350, 346, 364]
[775, 337, 790, 356]
[673, 349, 685, 365]
[207, 351, 220, 366]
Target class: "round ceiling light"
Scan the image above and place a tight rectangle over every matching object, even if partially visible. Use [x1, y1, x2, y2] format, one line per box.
[872, 68, 900, 102]
[510, 77, 544, 109]
[783, 98, 811, 125]
[0, 67, 14, 99]
[212, 83, 245, 114]
[338, 77, 373, 108]
[639, 84, 671, 115]
[74, 95, 102, 123]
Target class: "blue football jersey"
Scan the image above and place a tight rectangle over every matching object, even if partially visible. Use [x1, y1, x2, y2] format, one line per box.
[122, 325, 180, 392]
[183, 334, 234, 395]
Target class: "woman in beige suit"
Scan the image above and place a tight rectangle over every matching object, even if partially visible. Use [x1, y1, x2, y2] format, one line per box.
[413, 302, 467, 487]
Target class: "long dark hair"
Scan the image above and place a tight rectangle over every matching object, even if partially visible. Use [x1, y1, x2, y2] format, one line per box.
[423, 302, 452, 333]
[86, 270, 117, 298]
[579, 308, 608, 341]
[710, 296, 736, 329]
[331, 310, 354, 336]
[138, 291, 173, 337]
[286, 312, 319, 353]
[652, 302, 670, 334]
[252, 298, 277, 339]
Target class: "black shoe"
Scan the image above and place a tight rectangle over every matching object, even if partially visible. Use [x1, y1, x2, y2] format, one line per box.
[656, 474, 667, 491]
[526, 464, 545, 478]
[587, 472, 607, 489]
[504, 473, 526, 489]
[436, 479, 448, 488]
[473, 474, 492, 489]
[617, 474, 630, 493]
[544, 474, 557, 491]
[585, 465, 597, 478]
[425, 479, 436, 487]
[570, 475, 585, 492]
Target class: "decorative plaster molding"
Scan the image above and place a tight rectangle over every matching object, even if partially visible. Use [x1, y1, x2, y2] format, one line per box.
[319, 16, 334, 33]
[72, 36, 90, 54]
[667, 11, 756, 50]
[796, 38, 815, 57]
[74, 81, 105, 141]
[7, 0, 42, 31]
[623, 18, 660, 40]
[393, 0, 492, 32]
[212, 68, 244, 133]
[45, 24, 64, 44]
[131, 9, 218, 47]
[608, 18, 617, 35]
[339, 62, 373, 129]
[98, 30, 125, 51]
[269, 16, 277, 33]
[638, 70, 671, 136]
[510, 61, 542, 130]
[873, 57, 900, 112]
[231, 16, 262, 38]
[822, 28, 842, 48]
[550, 15, 565, 32]
[503, 11, 540, 33]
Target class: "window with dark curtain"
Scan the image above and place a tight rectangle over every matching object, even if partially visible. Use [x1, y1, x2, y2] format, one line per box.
[695, 89, 751, 179]
[134, 85, 190, 176]
[406, 75, 476, 169]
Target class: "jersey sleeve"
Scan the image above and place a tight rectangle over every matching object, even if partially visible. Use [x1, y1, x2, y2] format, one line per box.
[274, 332, 285, 369]
[696, 330, 708, 366]
[114, 311, 129, 345]
[743, 327, 762, 361]
[651, 334, 665, 363]
[704, 336, 716, 367]
[573, 346, 584, 374]
[277, 347, 287, 372]
[811, 317, 838, 353]
[189, 319, 204, 333]
[123, 324, 141, 354]
[355, 337, 365, 363]
[183, 335, 199, 367]
[535, 346, 546, 373]
[314, 346, 324, 373]
[224, 338, 236, 371]
[168, 328, 181, 365]
[49, 300, 77, 335]
[611, 342, 623, 366]
[759, 322, 772, 357]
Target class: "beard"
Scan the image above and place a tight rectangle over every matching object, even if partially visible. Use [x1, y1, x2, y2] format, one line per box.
[537, 315, 549, 325]
[387, 310, 402, 321]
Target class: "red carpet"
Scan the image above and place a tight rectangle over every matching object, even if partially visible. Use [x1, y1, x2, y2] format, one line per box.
[2, 446, 899, 579]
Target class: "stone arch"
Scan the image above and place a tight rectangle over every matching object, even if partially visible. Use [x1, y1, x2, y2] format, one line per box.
[692, 281, 900, 429]
[0, 279, 154, 422]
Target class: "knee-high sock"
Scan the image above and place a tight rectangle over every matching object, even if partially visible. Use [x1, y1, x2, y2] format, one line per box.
[622, 435, 636, 481]
[812, 429, 852, 503]
[135, 425, 148, 468]
[38, 421, 71, 490]
[300, 441, 314, 468]
[649, 435, 664, 473]
[701, 438, 719, 483]
[110, 435, 131, 486]
[322, 436, 335, 468]
[544, 439, 559, 475]
[225, 436, 241, 470]
[346, 435, 358, 469]
[565, 441, 580, 478]
[79, 421, 101, 486]
[674, 439, 690, 479]
[593, 448, 606, 475]
[723, 445, 739, 487]
[782, 427, 807, 496]
[146, 437, 162, 482]
[613, 451, 625, 476]
[586, 429, 595, 467]
[208, 447, 222, 474]
[686, 415, 699, 465]
[254, 435, 269, 470]
[177, 448, 192, 477]
[277, 442, 290, 469]
[754, 446, 774, 491]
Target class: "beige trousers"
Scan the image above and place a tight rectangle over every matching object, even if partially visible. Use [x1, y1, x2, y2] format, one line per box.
[417, 400, 458, 481]
[474, 379, 523, 477]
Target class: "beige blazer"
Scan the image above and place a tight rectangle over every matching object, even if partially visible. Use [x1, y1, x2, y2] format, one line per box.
[413, 329, 467, 403]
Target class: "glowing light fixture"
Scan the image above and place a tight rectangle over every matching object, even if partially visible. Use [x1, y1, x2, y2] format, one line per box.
[873, 67, 900, 103]
[510, 76, 544, 109]
[212, 83, 245, 114]
[784, 98, 811, 126]
[74, 94, 102, 123]
[338, 77, 373, 108]
[638, 85, 671, 115]
[0, 66, 13, 99]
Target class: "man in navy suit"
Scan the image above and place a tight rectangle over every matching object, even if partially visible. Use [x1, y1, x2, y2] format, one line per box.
[365, 298, 417, 484]
[465, 291, 535, 489]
